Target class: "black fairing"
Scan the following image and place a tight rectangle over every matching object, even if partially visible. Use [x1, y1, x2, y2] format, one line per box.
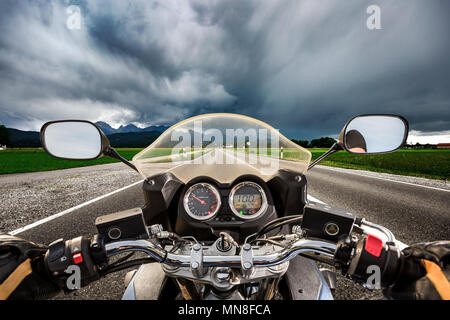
[141, 173, 184, 230]
[266, 170, 308, 216]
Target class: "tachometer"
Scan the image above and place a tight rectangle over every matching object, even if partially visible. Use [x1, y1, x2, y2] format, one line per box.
[229, 181, 267, 220]
[183, 183, 221, 221]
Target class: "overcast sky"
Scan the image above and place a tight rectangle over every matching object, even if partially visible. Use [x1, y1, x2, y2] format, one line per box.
[0, 0, 449, 142]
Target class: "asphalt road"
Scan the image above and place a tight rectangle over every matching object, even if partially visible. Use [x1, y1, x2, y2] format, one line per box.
[309, 166, 449, 244]
[5, 150, 450, 300]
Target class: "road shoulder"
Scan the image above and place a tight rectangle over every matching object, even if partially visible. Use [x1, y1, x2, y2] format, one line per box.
[316, 165, 449, 191]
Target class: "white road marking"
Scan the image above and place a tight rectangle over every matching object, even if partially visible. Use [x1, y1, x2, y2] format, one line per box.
[9, 180, 144, 235]
[315, 165, 450, 193]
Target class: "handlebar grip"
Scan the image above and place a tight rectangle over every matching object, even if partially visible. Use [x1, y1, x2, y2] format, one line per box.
[334, 234, 425, 288]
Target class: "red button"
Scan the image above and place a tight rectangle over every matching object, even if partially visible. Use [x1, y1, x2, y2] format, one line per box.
[73, 253, 83, 264]
[365, 234, 383, 257]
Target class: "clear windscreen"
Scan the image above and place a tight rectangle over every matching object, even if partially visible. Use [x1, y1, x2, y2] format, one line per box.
[133, 114, 311, 183]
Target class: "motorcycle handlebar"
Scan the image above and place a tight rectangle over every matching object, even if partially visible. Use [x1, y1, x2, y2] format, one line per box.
[104, 238, 337, 268]
[102, 233, 425, 289]
[44, 230, 424, 293]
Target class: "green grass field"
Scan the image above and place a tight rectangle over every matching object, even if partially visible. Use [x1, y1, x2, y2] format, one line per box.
[0, 148, 448, 180]
[0, 148, 143, 174]
[309, 148, 449, 181]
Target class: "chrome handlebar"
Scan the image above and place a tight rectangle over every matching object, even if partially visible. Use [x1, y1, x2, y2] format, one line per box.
[105, 238, 337, 269]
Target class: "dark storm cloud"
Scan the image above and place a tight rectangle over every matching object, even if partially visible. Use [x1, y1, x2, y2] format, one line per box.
[0, 0, 449, 139]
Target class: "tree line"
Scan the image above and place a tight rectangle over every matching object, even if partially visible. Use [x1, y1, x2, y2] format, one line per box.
[0, 125, 10, 146]
[291, 137, 336, 148]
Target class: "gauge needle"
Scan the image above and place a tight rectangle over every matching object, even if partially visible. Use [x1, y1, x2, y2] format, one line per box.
[192, 195, 206, 205]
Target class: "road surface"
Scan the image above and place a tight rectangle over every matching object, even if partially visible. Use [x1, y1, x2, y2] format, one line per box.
[2, 149, 449, 299]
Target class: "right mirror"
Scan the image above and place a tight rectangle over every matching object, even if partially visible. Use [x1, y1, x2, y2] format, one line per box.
[342, 115, 408, 154]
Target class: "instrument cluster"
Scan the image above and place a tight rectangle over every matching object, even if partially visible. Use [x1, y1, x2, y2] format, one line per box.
[182, 179, 269, 223]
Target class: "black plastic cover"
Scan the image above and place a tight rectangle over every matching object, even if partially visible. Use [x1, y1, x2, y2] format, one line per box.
[141, 172, 184, 225]
[95, 208, 148, 243]
[301, 202, 355, 242]
[266, 170, 307, 216]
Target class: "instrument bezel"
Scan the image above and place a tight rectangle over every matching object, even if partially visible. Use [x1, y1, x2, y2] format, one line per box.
[228, 181, 268, 220]
[183, 182, 222, 221]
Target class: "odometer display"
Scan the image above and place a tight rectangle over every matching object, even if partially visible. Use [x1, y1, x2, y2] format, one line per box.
[229, 182, 267, 219]
[183, 183, 221, 220]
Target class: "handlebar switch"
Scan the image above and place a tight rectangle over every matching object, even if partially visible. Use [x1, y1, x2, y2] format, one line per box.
[47, 238, 66, 263]
[334, 234, 425, 288]
[45, 236, 100, 291]
[90, 234, 108, 268]
[334, 235, 358, 272]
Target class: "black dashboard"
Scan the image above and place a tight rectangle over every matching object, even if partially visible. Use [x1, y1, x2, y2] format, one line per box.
[141, 170, 308, 241]
[177, 175, 276, 232]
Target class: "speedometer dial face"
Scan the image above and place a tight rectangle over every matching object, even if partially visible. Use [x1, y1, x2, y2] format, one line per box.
[229, 181, 268, 220]
[183, 183, 221, 221]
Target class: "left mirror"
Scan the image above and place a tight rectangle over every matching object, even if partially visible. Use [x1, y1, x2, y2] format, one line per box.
[41, 121, 105, 160]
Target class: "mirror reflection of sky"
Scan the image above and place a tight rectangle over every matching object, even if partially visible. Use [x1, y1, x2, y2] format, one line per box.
[45, 122, 101, 159]
[346, 116, 405, 153]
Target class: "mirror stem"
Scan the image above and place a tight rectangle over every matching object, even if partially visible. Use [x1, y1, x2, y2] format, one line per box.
[308, 142, 342, 171]
[104, 146, 138, 172]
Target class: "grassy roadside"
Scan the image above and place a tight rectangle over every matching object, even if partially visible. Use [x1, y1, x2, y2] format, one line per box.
[0, 148, 448, 180]
[310, 149, 449, 181]
[0, 148, 142, 174]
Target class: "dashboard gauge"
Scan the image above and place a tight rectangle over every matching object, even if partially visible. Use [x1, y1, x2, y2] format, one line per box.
[229, 181, 268, 220]
[183, 183, 221, 221]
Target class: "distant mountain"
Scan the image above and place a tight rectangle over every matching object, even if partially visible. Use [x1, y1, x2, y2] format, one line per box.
[94, 122, 170, 135]
[95, 121, 116, 135]
[115, 124, 141, 133]
[7, 128, 41, 147]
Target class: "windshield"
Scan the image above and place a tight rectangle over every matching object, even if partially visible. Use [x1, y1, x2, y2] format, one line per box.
[133, 114, 311, 183]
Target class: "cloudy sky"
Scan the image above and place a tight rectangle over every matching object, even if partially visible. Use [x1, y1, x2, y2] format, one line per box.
[0, 0, 449, 142]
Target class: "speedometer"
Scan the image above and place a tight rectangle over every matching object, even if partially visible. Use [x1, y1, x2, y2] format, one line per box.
[229, 181, 267, 220]
[183, 183, 221, 221]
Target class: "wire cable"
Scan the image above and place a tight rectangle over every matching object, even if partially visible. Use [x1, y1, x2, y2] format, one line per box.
[100, 258, 155, 276]
[254, 215, 302, 240]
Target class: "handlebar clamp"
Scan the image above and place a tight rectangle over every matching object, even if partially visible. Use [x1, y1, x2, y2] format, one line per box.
[241, 243, 254, 277]
[190, 243, 205, 278]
